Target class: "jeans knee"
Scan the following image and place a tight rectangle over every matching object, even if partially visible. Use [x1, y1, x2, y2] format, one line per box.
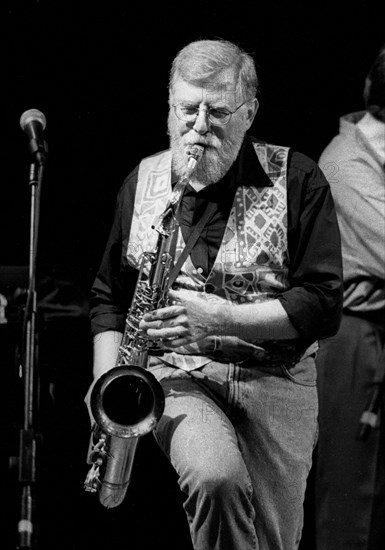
[189, 463, 251, 502]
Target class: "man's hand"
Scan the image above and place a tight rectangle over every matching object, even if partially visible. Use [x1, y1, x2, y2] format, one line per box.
[139, 288, 221, 348]
[140, 289, 298, 347]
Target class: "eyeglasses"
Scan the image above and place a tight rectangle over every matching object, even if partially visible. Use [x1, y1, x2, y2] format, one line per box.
[172, 100, 251, 126]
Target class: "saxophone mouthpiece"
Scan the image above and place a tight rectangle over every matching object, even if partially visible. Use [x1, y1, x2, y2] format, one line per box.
[186, 145, 204, 176]
[187, 144, 204, 162]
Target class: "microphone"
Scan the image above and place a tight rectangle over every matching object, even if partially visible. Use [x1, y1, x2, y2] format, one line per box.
[20, 109, 48, 163]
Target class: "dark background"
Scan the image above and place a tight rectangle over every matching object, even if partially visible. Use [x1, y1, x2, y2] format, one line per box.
[1, 1, 384, 549]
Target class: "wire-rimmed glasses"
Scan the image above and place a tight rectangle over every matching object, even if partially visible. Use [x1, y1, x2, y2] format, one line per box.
[172, 100, 252, 125]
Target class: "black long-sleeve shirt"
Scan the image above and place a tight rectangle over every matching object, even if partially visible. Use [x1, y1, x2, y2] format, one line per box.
[90, 136, 343, 348]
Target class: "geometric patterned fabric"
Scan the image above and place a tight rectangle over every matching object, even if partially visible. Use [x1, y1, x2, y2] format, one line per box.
[127, 142, 290, 370]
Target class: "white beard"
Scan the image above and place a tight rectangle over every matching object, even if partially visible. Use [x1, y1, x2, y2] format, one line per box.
[167, 112, 247, 187]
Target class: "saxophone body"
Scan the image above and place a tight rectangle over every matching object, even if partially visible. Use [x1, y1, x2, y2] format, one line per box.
[84, 145, 203, 508]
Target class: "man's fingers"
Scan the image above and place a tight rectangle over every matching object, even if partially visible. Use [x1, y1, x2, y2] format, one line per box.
[163, 336, 190, 348]
[142, 305, 184, 321]
[147, 325, 188, 339]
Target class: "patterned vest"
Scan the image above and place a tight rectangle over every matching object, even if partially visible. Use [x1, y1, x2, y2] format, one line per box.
[128, 142, 293, 370]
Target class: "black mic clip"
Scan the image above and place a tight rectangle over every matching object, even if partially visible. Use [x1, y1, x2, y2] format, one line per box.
[28, 136, 48, 160]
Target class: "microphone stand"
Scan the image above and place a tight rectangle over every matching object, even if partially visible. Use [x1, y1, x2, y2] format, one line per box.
[17, 143, 47, 549]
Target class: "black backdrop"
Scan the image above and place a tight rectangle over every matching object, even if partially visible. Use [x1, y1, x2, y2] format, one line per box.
[1, 1, 384, 549]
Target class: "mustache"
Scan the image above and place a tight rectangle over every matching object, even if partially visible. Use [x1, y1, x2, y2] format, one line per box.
[182, 134, 220, 148]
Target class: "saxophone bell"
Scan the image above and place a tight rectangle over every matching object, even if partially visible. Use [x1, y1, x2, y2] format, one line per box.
[84, 365, 165, 508]
[91, 365, 165, 439]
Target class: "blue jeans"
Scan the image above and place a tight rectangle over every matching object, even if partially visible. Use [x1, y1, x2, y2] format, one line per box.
[149, 356, 318, 550]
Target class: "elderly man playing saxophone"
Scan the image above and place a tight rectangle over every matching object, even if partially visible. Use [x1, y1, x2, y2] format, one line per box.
[86, 38, 343, 550]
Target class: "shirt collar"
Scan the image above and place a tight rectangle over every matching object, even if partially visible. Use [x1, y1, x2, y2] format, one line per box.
[356, 112, 385, 166]
[171, 135, 273, 190]
[341, 111, 385, 169]
[235, 136, 274, 187]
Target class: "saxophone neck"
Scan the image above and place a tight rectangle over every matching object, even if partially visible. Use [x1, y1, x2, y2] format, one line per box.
[158, 144, 205, 227]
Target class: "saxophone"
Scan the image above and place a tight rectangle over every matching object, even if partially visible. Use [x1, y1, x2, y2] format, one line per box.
[84, 144, 204, 508]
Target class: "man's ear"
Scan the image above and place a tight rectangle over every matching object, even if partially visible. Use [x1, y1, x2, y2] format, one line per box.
[245, 98, 259, 129]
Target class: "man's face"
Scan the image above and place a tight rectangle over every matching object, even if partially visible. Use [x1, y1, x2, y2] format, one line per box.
[168, 74, 257, 187]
